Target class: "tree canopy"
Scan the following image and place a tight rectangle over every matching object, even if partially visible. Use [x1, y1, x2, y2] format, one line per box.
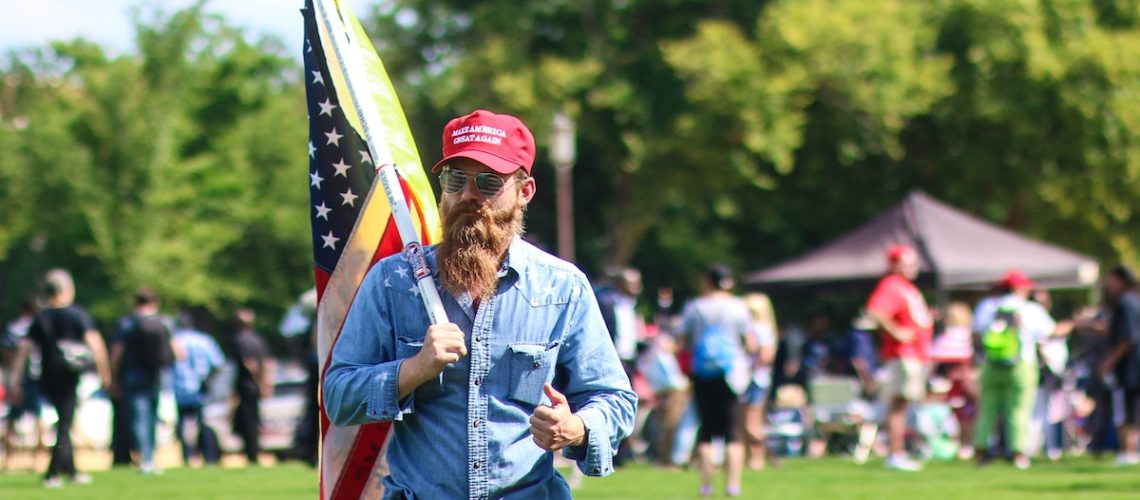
[0, 4, 310, 324]
[2, 0, 1140, 326]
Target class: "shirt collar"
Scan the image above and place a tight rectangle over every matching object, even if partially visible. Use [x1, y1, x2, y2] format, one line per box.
[501, 236, 528, 278]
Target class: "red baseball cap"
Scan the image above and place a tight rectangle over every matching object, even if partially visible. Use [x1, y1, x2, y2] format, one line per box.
[1003, 270, 1036, 290]
[886, 244, 917, 263]
[431, 109, 536, 175]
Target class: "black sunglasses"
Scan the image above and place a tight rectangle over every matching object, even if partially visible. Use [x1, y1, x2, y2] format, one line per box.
[439, 168, 516, 197]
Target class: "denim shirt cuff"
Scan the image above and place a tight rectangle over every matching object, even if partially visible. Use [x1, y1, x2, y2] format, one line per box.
[562, 406, 614, 477]
[367, 359, 414, 421]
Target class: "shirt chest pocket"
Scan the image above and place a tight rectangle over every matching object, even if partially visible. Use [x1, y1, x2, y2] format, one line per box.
[508, 341, 559, 407]
[396, 337, 443, 399]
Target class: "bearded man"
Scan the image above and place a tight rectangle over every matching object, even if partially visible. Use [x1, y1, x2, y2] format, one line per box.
[324, 110, 636, 499]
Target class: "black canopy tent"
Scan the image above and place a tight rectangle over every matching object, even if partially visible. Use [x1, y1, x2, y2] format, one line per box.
[745, 191, 1100, 293]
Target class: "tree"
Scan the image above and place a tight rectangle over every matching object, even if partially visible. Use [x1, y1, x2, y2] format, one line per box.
[361, 0, 1140, 299]
[0, 3, 311, 323]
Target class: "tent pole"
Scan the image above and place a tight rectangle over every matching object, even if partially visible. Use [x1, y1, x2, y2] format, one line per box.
[902, 194, 946, 329]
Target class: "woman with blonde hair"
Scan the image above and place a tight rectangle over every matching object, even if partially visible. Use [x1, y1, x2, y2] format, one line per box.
[929, 301, 977, 459]
[742, 293, 778, 470]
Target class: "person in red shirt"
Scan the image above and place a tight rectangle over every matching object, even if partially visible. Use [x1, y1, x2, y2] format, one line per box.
[866, 244, 932, 471]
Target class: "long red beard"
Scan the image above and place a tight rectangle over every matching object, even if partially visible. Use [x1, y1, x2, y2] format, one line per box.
[436, 195, 525, 300]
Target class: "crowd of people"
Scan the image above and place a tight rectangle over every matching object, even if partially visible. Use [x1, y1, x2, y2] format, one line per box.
[597, 246, 1140, 496]
[0, 269, 290, 488]
[3, 107, 1140, 500]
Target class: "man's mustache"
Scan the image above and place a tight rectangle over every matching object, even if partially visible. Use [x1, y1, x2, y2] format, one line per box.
[446, 200, 490, 218]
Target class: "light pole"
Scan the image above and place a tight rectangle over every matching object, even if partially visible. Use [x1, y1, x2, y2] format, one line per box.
[550, 113, 576, 262]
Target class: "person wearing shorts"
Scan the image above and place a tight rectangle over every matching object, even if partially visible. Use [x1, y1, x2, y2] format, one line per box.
[866, 245, 932, 472]
[741, 293, 777, 470]
[681, 265, 754, 497]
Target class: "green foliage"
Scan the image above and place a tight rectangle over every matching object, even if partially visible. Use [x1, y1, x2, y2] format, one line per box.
[4, 0, 1140, 324]
[365, 0, 1140, 300]
[0, 4, 309, 325]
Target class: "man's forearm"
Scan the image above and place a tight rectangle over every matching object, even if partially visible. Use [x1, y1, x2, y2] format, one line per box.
[870, 312, 905, 341]
[397, 355, 436, 399]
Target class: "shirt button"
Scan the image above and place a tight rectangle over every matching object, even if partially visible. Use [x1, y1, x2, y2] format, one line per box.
[474, 377, 482, 386]
[472, 419, 481, 428]
[475, 335, 483, 342]
[533, 362, 540, 368]
[473, 461, 481, 469]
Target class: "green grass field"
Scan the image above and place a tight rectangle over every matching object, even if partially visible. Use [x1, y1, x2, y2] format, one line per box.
[0, 457, 1138, 499]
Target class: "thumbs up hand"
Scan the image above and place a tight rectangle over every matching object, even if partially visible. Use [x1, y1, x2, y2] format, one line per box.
[529, 383, 586, 451]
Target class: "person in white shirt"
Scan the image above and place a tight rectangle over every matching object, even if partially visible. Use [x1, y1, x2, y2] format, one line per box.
[973, 270, 1072, 469]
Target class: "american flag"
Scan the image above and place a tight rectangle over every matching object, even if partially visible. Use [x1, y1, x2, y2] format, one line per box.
[303, 1, 440, 498]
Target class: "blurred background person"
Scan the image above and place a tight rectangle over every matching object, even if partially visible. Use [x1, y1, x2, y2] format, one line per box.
[1095, 265, 1140, 466]
[799, 312, 835, 457]
[843, 312, 882, 464]
[109, 288, 175, 475]
[866, 244, 932, 472]
[230, 308, 274, 466]
[1071, 297, 1115, 457]
[597, 267, 647, 466]
[278, 288, 319, 467]
[829, 312, 879, 401]
[741, 293, 777, 470]
[637, 329, 690, 468]
[929, 302, 977, 460]
[172, 311, 225, 467]
[20, 269, 110, 487]
[1032, 289, 1070, 461]
[2, 296, 45, 471]
[973, 271, 1070, 469]
[681, 264, 754, 497]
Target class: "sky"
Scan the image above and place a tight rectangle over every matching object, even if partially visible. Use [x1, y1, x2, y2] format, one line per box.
[0, 0, 375, 61]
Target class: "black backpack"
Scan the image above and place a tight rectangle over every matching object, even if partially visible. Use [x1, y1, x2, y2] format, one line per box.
[134, 315, 174, 372]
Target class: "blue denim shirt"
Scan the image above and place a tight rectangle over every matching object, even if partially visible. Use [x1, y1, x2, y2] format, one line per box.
[324, 237, 637, 499]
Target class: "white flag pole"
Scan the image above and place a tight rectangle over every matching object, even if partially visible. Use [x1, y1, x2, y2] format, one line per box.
[313, 0, 448, 327]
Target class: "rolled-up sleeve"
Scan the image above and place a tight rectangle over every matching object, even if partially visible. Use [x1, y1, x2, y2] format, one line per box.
[323, 263, 415, 426]
[557, 279, 637, 477]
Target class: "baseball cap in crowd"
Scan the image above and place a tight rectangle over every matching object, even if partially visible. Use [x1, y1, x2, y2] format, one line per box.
[1002, 270, 1036, 290]
[431, 109, 536, 175]
[886, 244, 916, 263]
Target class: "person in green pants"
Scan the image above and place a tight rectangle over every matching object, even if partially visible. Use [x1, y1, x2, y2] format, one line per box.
[972, 271, 1071, 470]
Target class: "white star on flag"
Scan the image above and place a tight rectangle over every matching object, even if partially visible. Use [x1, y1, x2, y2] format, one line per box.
[395, 267, 409, 278]
[310, 170, 324, 189]
[318, 98, 337, 117]
[314, 201, 331, 220]
[384, 278, 392, 288]
[332, 159, 351, 177]
[325, 127, 343, 147]
[321, 230, 340, 249]
[312, 70, 324, 85]
[309, 141, 316, 159]
[340, 188, 358, 207]
[542, 284, 556, 298]
[359, 149, 372, 164]
[408, 285, 420, 297]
